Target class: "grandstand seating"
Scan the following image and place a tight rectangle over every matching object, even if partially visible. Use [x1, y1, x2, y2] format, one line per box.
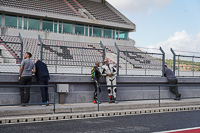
[105, 45, 162, 69]
[0, 0, 127, 24]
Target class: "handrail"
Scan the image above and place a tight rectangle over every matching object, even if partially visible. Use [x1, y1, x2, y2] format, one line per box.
[0, 85, 56, 114]
[97, 84, 200, 111]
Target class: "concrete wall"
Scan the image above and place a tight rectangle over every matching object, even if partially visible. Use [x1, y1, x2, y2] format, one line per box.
[0, 74, 200, 105]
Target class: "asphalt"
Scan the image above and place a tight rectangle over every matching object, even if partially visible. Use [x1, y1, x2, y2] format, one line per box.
[0, 98, 200, 124]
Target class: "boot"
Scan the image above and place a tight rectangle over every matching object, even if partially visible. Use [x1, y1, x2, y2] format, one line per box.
[113, 97, 118, 104]
[109, 96, 113, 103]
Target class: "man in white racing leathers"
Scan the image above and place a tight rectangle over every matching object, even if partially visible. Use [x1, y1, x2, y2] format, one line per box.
[102, 59, 117, 103]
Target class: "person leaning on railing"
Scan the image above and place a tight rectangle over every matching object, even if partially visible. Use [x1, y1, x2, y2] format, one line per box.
[164, 65, 181, 100]
[18, 52, 36, 106]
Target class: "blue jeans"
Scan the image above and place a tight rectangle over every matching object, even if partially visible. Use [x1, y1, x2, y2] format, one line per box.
[39, 77, 49, 103]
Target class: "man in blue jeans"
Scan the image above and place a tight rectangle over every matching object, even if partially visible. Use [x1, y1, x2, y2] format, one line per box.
[34, 60, 50, 106]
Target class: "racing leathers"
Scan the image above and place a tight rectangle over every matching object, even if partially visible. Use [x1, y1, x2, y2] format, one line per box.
[102, 64, 117, 102]
[91, 66, 102, 103]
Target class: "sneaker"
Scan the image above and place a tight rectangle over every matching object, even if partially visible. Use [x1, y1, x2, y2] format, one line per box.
[94, 100, 101, 104]
[41, 102, 46, 106]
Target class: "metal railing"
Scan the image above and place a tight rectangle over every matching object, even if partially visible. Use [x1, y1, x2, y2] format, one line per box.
[171, 48, 200, 76]
[96, 84, 200, 111]
[115, 43, 165, 76]
[0, 85, 56, 114]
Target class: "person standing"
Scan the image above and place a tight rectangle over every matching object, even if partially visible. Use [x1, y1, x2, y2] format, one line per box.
[34, 60, 50, 106]
[102, 59, 117, 103]
[91, 61, 102, 104]
[19, 52, 35, 106]
[164, 65, 181, 100]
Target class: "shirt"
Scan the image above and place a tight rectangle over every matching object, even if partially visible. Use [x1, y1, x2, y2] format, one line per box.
[21, 59, 35, 77]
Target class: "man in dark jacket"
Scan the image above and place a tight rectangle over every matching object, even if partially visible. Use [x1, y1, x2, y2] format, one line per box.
[91, 61, 102, 104]
[34, 60, 50, 106]
[164, 65, 181, 100]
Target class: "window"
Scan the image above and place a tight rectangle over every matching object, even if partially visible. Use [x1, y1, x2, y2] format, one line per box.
[59, 23, 62, 33]
[5, 15, 17, 28]
[85, 26, 88, 36]
[24, 18, 28, 30]
[119, 30, 128, 40]
[112, 30, 115, 39]
[42, 20, 53, 32]
[75, 24, 84, 35]
[89, 26, 92, 37]
[28, 18, 40, 30]
[54, 23, 57, 33]
[93, 26, 101, 37]
[0, 14, 2, 26]
[18, 17, 22, 29]
[116, 31, 119, 39]
[63, 23, 73, 34]
[103, 28, 112, 38]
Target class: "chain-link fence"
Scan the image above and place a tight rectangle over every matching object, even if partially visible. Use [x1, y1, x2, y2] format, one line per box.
[171, 48, 200, 76]
[0, 34, 23, 73]
[115, 44, 165, 76]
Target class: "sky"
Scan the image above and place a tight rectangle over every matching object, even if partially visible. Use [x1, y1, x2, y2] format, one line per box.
[106, 0, 200, 58]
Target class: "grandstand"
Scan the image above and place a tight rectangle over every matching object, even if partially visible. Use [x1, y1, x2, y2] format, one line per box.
[0, 0, 163, 75]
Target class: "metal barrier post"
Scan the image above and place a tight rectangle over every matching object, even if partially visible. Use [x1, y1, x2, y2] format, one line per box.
[170, 48, 176, 74]
[53, 86, 56, 114]
[160, 47, 165, 77]
[178, 56, 180, 76]
[19, 33, 23, 63]
[38, 35, 43, 61]
[115, 43, 119, 76]
[100, 41, 106, 64]
[97, 83, 100, 112]
[159, 86, 161, 107]
[81, 47, 83, 74]
[145, 52, 147, 75]
[192, 56, 194, 76]
[126, 50, 127, 75]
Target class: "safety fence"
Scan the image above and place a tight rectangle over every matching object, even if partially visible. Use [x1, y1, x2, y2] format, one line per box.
[0, 85, 56, 114]
[114, 44, 165, 76]
[170, 48, 200, 77]
[96, 84, 200, 111]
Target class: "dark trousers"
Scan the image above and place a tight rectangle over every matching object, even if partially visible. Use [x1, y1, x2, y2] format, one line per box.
[169, 79, 179, 97]
[19, 76, 32, 103]
[93, 80, 101, 102]
[39, 77, 49, 103]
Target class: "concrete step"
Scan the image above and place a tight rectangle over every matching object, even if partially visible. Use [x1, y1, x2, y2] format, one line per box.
[0, 99, 200, 117]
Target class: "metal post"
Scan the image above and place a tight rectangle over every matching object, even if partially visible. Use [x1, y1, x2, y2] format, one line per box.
[178, 56, 180, 76]
[81, 47, 83, 74]
[53, 86, 56, 114]
[192, 56, 194, 76]
[115, 43, 120, 76]
[159, 86, 160, 107]
[19, 33, 23, 62]
[170, 48, 176, 74]
[145, 52, 147, 75]
[100, 41, 106, 65]
[160, 47, 165, 77]
[38, 35, 43, 61]
[97, 83, 99, 112]
[126, 50, 127, 75]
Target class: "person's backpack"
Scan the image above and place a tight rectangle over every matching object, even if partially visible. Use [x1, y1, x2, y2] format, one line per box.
[91, 67, 95, 79]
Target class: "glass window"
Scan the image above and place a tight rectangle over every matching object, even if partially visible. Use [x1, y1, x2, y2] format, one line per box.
[18, 18, 22, 29]
[59, 23, 62, 33]
[28, 18, 40, 30]
[103, 28, 112, 38]
[5, 15, 17, 27]
[63, 23, 73, 34]
[89, 27, 92, 37]
[85, 26, 88, 36]
[54, 23, 57, 33]
[116, 31, 119, 39]
[119, 30, 128, 40]
[112, 30, 115, 39]
[24, 18, 27, 30]
[93, 26, 101, 37]
[0, 14, 2, 26]
[42, 20, 53, 31]
[75, 24, 84, 35]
